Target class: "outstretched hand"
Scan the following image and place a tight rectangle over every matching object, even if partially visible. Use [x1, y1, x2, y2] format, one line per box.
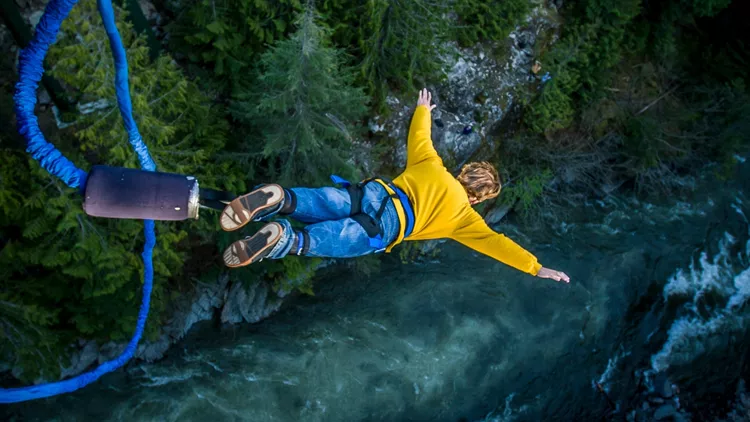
[537, 267, 570, 283]
[417, 88, 437, 111]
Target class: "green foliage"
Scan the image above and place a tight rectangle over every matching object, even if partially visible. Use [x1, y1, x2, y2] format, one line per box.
[524, 0, 641, 134]
[687, 0, 732, 17]
[168, 0, 301, 93]
[168, 0, 454, 106]
[515, 0, 748, 201]
[500, 170, 554, 216]
[0, 0, 238, 381]
[263, 255, 319, 295]
[454, 0, 530, 46]
[359, 0, 452, 105]
[231, 6, 368, 186]
[523, 77, 576, 133]
[397, 240, 441, 264]
[316, 0, 367, 49]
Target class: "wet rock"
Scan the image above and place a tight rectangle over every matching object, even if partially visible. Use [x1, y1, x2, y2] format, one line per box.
[98, 341, 127, 364]
[672, 413, 688, 422]
[221, 280, 282, 324]
[654, 377, 674, 398]
[28, 11, 44, 28]
[661, 382, 674, 398]
[11, 365, 24, 381]
[626, 410, 636, 422]
[37, 89, 52, 106]
[138, 0, 158, 20]
[649, 396, 665, 404]
[440, 124, 483, 168]
[485, 204, 512, 226]
[135, 273, 231, 361]
[44, 274, 233, 381]
[60, 340, 98, 378]
[654, 372, 673, 398]
[653, 404, 676, 420]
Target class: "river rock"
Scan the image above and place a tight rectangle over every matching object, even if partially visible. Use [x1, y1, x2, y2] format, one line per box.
[52, 274, 232, 377]
[672, 413, 688, 422]
[653, 404, 676, 420]
[653, 372, 674, 398]
[485, 204, 513, 226]
[658, 379, 674, 398]
[661, 381, 674, 398]
[221, 280, 282, 324]
[27, 11, 44, 28]
[60, 340, 99, 378]
[37, 89, 52, 106]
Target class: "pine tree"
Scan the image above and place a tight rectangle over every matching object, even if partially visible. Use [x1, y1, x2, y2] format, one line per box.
[168, 0, 302, 94]
[454, 0, 530, 46]
[359, 0, 453, 105]
[231, 3, 369, 186]
[0, 0, 241, 381]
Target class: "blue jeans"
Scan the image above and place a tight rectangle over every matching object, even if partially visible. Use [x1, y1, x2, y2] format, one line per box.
[263, 182, 400, 259]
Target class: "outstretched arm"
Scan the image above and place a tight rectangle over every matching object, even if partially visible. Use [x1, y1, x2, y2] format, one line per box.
[452, 212, 570, 283]
[407, 89, 440, 167]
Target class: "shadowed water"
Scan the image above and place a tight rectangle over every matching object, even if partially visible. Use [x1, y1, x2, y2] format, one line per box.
[4, 162, 750, 421]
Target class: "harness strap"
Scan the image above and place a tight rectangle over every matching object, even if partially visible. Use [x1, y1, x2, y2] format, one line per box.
[199, 187, 236, 211]
[386, 183, 414, 238]
[331, 174, 407, 250]
[346, 183, 365, 216]
[351, 213, 380, 238]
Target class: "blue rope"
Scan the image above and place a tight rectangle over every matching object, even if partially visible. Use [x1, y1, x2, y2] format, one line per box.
[1, 0, 157, 403]
[98, 0, 155, 172]
[13, 0, 87, 189]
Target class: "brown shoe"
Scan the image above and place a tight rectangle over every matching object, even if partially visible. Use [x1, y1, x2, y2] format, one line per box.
[223, 222, 284, 268]
[220, 184, 284, 232]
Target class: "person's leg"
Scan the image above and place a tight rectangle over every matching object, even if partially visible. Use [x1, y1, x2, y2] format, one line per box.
[271, 218, 378, 259]
[221, 184, 354, 232]
[275, 182, 403, 258]
[222, 182, 401, 266]
[285, 187, 352, 224]
[222, 218, 375, 266]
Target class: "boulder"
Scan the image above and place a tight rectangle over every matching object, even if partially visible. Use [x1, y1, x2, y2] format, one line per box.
[653, 404, 676, 420]
[221, 281, 282, 324]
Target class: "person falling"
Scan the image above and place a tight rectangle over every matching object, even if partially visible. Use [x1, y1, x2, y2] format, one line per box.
[220, 89, 570, 283]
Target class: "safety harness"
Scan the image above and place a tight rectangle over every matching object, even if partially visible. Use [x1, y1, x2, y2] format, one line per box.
[330, 175, 415, 250]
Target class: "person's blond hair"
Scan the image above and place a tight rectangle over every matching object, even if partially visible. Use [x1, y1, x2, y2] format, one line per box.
[457, 161, 501, 203]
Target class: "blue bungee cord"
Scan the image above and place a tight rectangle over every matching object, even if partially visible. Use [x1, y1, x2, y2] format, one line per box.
[1, 0, 156, 403]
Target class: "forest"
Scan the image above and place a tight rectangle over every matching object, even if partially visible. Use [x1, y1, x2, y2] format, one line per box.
[1, 0, 748, 384]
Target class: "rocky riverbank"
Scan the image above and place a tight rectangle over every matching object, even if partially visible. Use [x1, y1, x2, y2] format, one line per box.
[14, 275, 285, 383]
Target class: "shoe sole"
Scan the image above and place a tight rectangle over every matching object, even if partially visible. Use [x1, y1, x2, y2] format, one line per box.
[223, 222, 283, 268]
[220, 184, 284, 232]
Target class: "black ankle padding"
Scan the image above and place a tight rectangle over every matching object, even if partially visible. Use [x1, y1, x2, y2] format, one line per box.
[279, 189, 297, 215]
[300, 230, 310, 256]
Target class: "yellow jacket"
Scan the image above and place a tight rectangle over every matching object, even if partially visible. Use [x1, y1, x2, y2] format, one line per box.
[384, 105, 542, 275]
